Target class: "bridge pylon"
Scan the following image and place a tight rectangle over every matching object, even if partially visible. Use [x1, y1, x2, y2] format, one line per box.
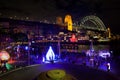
[64, 14, 73, 31]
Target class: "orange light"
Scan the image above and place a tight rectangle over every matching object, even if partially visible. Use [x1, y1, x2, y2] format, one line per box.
[64, 15, 73, 31]
[0, 51, 10, 61]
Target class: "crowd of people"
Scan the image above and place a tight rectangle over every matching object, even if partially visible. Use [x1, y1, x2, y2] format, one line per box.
[60, 52, 111, 72]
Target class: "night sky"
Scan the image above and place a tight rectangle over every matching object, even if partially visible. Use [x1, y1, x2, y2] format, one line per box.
[0, 0, 120, 34]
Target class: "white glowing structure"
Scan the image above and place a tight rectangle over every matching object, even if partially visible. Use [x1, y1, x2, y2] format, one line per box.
[46, 46, 55, 61]
[99, 51, 110, 58]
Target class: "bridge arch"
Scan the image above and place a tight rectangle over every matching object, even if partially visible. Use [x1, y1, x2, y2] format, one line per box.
[80, 15, 106, 31]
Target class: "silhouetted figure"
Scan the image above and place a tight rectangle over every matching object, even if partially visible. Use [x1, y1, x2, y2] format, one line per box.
[50, 60, 54, 64]
[106, 63, 110, 72]
[1, 62, 7, 73]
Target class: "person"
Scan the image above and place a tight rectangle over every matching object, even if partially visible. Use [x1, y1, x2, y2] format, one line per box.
[95, 61, 100, 69]
[1, 62, 7, 73]
[50, 60, 54, 64]
[89, 58, 94, 66]
[106, 62, 110, 72]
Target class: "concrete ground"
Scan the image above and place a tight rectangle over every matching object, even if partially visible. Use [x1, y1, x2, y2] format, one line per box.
[0, 63, 120, 80]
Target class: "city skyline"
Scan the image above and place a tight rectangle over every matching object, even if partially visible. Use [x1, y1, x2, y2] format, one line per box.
[0, 0, 120, 78]
[0, 0, 120, 34]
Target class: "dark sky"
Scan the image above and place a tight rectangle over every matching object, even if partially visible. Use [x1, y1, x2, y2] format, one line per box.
[0, 0, 120, 34]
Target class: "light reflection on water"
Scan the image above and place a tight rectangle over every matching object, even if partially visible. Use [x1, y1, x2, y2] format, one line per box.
[78, 44, 110, 52]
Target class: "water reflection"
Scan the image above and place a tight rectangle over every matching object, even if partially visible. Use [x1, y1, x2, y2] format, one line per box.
[78, 44, 110, 52]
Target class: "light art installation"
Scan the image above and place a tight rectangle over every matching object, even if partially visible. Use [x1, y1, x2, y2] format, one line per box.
[99, 51, 110, 58]
[0, 50, 10, 61]
[70, 34, 77, 42]
[6, 63, 13, 70]
[46, 46, 55, 61]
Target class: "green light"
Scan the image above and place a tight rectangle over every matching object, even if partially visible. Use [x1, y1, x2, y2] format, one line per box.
[6, 63, 13, 70]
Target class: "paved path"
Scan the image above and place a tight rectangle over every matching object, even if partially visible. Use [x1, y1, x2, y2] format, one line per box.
[0, 63, 120, 80]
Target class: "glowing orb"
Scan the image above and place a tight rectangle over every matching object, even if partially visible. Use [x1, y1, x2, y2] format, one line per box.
[0, 50, 10, 61]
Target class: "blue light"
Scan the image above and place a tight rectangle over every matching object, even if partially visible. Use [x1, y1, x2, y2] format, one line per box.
[25, 46, 28, 50]
[46, 46, 55, 61]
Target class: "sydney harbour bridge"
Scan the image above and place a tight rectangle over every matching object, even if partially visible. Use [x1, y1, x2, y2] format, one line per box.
[56, 14, 111, 39]
[58, 15, 108, 32]
[0, 15, 119, 80]
[78, 15, 106, 31]
[0, 14, 111, 44]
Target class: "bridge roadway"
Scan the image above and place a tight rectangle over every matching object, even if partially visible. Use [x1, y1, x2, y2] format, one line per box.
[0, 63, 119, 80]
